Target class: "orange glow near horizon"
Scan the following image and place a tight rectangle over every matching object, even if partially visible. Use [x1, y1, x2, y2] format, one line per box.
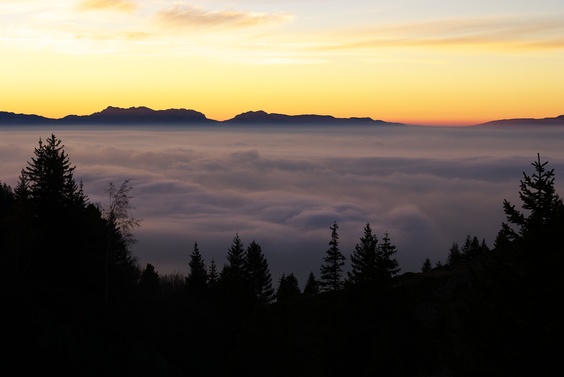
[1, 1, 563, 126]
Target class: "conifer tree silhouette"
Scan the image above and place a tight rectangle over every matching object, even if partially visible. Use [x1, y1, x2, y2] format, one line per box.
[221, 233, 246, 282]
[138, 263, 161, 299]
[347, 222, 379, 288]
[496, 153, 564, 253]
[219, 233, 251, 307]
[207, 258, 219, 288]
[276, 272, 301, 301]
[186, 242, 208, 294]
[460, 235, 487, 261]
[421, 257, 432, 273]
[447, 242, 462, 265]
[244, 240, 274, 305]
[13, 135, 89, 288]
[18, 134, 86, 222]
[376, 231, 400, 281]
[303, 271, 320, 295]
[319, 221, 346, 292]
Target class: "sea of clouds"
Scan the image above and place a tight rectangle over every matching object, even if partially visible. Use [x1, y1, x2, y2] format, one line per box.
[2, 124, 563, 287]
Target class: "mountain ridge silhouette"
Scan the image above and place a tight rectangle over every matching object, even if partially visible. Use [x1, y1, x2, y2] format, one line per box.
[1, 106, 563, 126]
[473, 114, 564, 127]
[0, 106, 401, 126]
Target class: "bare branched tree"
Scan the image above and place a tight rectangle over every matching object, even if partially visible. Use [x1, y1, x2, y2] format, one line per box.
[103, 179, 141, 300]
[105, 179, 141, 245]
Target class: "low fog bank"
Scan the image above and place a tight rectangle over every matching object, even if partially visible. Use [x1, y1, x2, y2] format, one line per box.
[2, 125, 563, 286]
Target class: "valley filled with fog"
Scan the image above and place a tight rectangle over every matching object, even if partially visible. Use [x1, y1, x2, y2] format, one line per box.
[1, 124, 563, 285]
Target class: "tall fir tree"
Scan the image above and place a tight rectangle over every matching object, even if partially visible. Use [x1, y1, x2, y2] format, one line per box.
[138, 263, 161, 299]
[347, 222, 379, 288]
[460, 235, 485, 261]
[319, 221, 346, 292]
[186, 242, 208, 294]
[219, 233, 252, 307]
[376, 231, 400, 281]
[208, 258, 219, 288]
[447, 242, 462, 265]
[276, 272, 301, 301]
[221, 233, 246, 283]
[13, 135, 92, 291]
[19, 134, 86, 222]
[244, 240, 274, 305]
[303, 271, 320, 295]
[496, 153, 564, 253]
[2, 135, 140, 301]
[421, 257, 432, 273]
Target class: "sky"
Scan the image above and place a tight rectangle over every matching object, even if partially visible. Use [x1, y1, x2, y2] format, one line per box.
[1, 0, 564, 125]
[2, 126, 564, 286]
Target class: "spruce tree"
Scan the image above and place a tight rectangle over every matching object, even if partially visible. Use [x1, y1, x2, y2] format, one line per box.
[447, 242, 462, 265]
[244, 240, 274, 305]
[421, 258, 432, 273]
[186, 242, 208, 294]
[347, 222, 378, 288]
[0, 182, 15, 275]
[460, 235, 484, 261]
[0, 181, 14, 214]
[19, 134, 86, 221]
[222, 233, 245, 278]
[376, 231, 400, 281]
[14, 135, 90, 289]
[219, 233, 250, 303]
[276, 272, 301, 301]
[496, 153, 564, 253]
[208, 258, 219, 288]
[138, 263, 161, 299]
[303, 271, 320, 295]
[319, 221, 346, 292]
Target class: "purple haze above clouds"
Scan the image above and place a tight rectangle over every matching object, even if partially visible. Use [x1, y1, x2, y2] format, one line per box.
[1, 125, 563, 287]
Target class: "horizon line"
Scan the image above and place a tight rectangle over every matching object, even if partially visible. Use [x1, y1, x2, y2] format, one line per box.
[1, 105, 562, 127]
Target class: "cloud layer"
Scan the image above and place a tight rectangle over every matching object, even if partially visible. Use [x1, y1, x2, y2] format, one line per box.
[2, 125, 564, 287]
[155, 5, 292, 29]
[78, 0, 137, 13]
[322, 16, 564, 51]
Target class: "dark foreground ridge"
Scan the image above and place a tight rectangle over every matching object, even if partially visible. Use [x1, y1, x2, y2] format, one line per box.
[0, 106, 403, 126]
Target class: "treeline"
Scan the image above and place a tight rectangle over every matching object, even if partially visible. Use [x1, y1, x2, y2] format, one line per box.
[1, 136, 563, 376]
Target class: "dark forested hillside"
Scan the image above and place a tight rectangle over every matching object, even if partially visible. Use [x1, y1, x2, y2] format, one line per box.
[1, 137, 562, 376]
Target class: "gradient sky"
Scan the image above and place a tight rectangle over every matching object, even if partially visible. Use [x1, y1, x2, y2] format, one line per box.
[1, 0, 564, 125]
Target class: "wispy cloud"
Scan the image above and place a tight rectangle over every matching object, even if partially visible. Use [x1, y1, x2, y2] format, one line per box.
[78, 0, 137, 13]
[321, 16, 564, 52]
[155, 5, 293, 29]
[74, 30, 151, 41]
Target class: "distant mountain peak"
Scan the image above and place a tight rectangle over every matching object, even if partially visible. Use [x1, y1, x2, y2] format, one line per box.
[59, 106, 213, 124]
[1, 106, 403, 126]
[475, 114, 564, 127]
[226, 110, 399, 126]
